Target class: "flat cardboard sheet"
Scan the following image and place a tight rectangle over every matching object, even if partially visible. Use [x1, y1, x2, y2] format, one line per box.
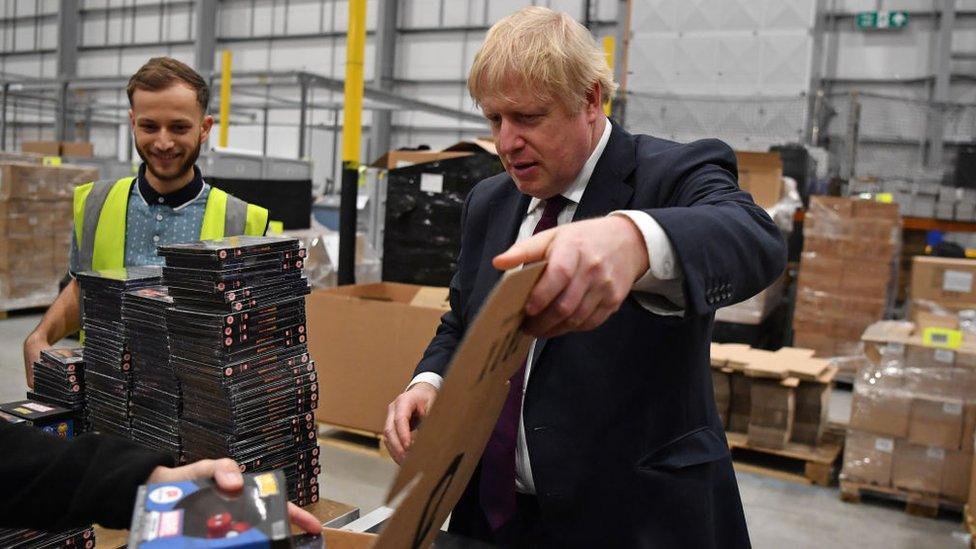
[373, 263, 545, 549]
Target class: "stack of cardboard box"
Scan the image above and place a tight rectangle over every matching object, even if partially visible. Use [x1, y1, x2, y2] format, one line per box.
[792, 196, 901, 360]
[844, 320, 976, 502]
[0, 162, 98, 309]
[711, 343, 836, 449]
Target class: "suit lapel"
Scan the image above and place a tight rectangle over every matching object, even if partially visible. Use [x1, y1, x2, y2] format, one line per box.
[532, 122, 638, 371]
[475, 180, 531, 304]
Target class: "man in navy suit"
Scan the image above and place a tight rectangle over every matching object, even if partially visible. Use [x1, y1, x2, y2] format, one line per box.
[384, 6, 784, 547]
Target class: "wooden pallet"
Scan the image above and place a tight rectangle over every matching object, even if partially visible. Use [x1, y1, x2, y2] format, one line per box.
[317, 423, 391, 459]
[726, 431, 843, 486]
[840, 480, 963, 519]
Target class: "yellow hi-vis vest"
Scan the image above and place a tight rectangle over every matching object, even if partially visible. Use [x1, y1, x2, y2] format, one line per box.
[73, 177, 269, 272]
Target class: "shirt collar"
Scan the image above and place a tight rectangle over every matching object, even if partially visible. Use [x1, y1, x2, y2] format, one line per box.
[137, 163, 205, 208]
[527, 117, 613, 215]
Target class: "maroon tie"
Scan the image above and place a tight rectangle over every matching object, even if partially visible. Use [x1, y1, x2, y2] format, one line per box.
[479, 194, 571, 532]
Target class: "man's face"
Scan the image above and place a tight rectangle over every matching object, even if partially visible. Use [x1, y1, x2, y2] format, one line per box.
[481, 79, 601, 199]
[129, 83, 213, 183]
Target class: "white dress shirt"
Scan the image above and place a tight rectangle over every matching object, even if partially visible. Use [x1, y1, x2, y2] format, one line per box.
[409, 118, 685, 494]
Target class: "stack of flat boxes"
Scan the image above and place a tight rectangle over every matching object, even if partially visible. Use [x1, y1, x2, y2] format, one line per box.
[845, 320, 976, 502]
[711, 344, 834, 449]
[0, 162, 97, 309]
[792, 196, 900, 359]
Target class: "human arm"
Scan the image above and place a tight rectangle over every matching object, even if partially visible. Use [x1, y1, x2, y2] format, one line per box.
[22, 278, 82, 388]
[494, 138, 786, 337]
[0, 423, 322, 533]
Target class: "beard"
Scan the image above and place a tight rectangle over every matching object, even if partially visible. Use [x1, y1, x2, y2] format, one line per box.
[135, 139, 201, 183]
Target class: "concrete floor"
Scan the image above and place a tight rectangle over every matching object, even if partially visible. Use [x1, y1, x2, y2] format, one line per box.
[0, 311, 968, 548]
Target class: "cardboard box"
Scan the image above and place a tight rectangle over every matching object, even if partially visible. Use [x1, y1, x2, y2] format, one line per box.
[306, 283, 450, 434]
[853, 199, 900, 220]
[728, 372, 752, 433]
[942, 449, 973, 502]
[910, 256, 976, 306]
[60, 141, 93, 157]
[21, 141, 61, 156]
[747, 378, 796, 449]
[908, 397, 964, 450]
[850, 390, 911, 438]
[808, 195, 855, 220]
[892, 440, 945, 494]
[735, 151, 783, 209]
[792, 381, 831, 446]
[842, 430, 894, 486]
[712, 369, 731, 428]
[0, 163, 98, 201]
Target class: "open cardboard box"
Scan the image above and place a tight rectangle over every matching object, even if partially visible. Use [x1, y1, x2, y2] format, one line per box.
[306, 283, 450, 434]
[371, 139, 497, 170]
[320, 264, 545, 547]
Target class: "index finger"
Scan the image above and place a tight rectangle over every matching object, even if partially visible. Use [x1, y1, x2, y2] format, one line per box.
[492, 228, 557, 271]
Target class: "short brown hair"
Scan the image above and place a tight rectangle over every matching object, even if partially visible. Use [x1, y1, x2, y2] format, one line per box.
[127, 57, 210, 114]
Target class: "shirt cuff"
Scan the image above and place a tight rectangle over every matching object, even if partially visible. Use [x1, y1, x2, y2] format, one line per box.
[610, 210, 686, 315]
[408, 372, 444, 392]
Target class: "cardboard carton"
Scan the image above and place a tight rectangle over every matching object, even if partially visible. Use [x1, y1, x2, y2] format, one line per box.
[892, 440, 945, 494]
[21, 141, 60, 156]
[792, 380, 831, 446]
[714, 273, 784, 325]
[747, 378, 796, 449]
[908, 397, 964, 450]
[849, 389, 911, 438]
[306, 282, 450, 434]
[942, 449, 973, 502]
[60, 141, 94, 157]
[842, 430, 894, 486]
[910, 256, 976, 307]
[727, 372, 751, 433]
[0, 163, 98, 201]
[735, 151, 783, 209]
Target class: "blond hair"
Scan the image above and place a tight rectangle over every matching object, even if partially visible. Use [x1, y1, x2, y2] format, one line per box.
[468, 6, 618, 112]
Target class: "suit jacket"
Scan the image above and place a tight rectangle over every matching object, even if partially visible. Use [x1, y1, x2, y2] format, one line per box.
[415, 122, 786, 548]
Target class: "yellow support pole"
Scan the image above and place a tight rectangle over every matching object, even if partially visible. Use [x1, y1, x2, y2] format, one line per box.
[341, 1, 366, 166]
[602, 36, 615, 117]
[219, 50, 232, 148]
[338, 0, 367, 285]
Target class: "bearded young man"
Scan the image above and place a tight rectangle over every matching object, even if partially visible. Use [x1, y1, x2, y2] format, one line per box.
[22, 57, 268, 387]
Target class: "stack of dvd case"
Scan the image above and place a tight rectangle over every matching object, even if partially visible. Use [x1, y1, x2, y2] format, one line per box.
[0, 526, 95, 548]
[76, 267, 162, 438]
[29, 347, 87, 432]
[122, 286, 182, 461]
[159, 236, 320, 505]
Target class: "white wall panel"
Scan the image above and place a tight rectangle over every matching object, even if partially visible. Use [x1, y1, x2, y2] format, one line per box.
[396, 33, 462, 80]
[831, 0, 936, 12]
[832, 27, 934, 79]
[545, 0, 583, 20]
[165, 7, 191, 41]
[14, 23, 33, 51]
[595, 0, 617, 21]
[285, 0, 325, 35]
[40, 20, 57, 50]
[443, 0, 484, 26]
[487, 0, 532, 23]
[133, 11, 160, 42]
[15, 0, 37, 17]
[84, 0, 110, 9]
[252, 1, 274, 36]
[81, 14, 107, 46]
[218, 2, 253, 37]
[401, 0, 443, 28]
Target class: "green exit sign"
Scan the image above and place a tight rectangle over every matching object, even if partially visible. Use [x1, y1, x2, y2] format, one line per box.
[856, 10, 909, 30]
